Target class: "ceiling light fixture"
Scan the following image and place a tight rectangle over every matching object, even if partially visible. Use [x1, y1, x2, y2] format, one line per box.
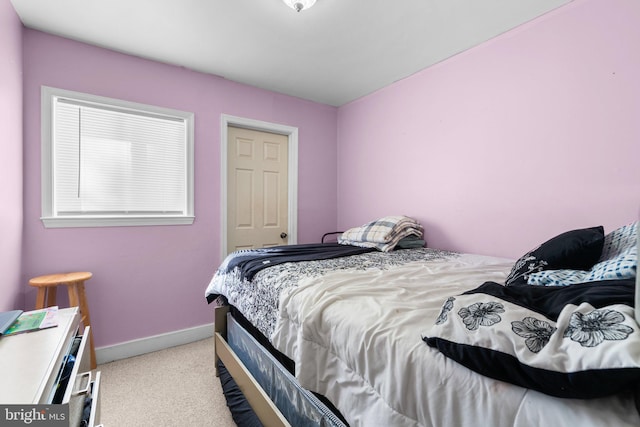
[282, 0, 316, 12]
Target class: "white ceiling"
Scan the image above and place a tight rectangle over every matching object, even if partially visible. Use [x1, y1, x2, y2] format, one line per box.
[10, 0, 571, 107]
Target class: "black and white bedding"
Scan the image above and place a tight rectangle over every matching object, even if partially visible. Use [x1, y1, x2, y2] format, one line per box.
[206, 220, 640, 427]
[214, 243, 376, 283]
[425, 279, 639, 399]
[206, 246, 457, 340]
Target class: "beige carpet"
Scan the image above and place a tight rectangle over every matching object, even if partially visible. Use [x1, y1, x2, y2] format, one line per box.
[98, 338, 237, 426]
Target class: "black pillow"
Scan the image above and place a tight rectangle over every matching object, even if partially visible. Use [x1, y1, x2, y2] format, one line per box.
[505, 226, 604, 286]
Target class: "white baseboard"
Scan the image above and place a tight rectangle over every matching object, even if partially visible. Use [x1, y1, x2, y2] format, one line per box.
[96, 322, 214, 365]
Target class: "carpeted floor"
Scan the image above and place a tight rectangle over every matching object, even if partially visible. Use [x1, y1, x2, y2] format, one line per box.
[98, 337, 236, 426]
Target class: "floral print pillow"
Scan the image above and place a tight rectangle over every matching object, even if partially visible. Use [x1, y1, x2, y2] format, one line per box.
[424, 280, 639, 399]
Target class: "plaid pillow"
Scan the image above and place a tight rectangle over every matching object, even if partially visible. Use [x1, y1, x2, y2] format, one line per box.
[339, 215, 423, 252]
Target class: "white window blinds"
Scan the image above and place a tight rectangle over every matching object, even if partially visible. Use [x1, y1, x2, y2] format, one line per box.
[42, 86, 194, 228]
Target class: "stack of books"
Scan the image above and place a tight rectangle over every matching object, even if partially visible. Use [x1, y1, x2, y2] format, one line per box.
[0, 306, 59, 336]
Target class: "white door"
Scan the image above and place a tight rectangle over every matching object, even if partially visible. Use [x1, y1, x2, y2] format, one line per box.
[227, 126, 289, 252]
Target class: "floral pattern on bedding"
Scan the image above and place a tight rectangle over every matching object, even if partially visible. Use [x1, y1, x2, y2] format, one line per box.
[425, 279, 640, 399]
[207, 248, 459, 340]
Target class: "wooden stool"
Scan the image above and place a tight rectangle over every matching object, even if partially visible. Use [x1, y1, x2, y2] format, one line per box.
[28, 272, 96, 370]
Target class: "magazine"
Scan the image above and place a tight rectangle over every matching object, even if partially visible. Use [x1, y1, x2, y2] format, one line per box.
[3, 306, 59, 336]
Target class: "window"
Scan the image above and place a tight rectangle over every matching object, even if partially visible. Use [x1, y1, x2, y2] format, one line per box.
[41, 86, 194, 228]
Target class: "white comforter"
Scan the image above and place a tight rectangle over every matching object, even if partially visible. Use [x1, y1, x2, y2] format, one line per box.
[271, 253, 640, 427]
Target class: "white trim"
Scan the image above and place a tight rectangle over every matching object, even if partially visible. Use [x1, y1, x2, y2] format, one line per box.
[95, 323, 214, 365]
[41, 85, 195, 228]
[220, 114, 298, 261]
[42, 215, 195, 228]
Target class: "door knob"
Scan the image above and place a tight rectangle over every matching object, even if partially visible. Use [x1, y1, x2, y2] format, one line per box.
[280, 232, 288, 239]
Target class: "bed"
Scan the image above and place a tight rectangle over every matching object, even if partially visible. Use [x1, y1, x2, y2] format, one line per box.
[206, 217, 640, 427]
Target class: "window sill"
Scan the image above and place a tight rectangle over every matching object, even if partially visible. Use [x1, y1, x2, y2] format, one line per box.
[41, 215, 195, 228]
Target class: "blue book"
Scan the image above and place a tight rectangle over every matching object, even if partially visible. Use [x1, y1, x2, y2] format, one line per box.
[0, 310, 23, 335]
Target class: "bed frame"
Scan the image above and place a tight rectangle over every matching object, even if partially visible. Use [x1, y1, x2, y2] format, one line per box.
[214, 305, 291, 427]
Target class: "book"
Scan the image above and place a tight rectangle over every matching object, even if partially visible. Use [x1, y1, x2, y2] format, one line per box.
[3, 306, 59, 336]
[0, 310, 23, 335]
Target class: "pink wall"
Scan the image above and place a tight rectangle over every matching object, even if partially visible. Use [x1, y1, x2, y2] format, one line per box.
[0, 2, 23, 311]
[12, 0, 640, 347]
[21, 31, 338, 347]
[337, 0, 640, 259]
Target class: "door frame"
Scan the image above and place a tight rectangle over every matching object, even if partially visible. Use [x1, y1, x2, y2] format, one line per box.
[220, 114, 298, 260]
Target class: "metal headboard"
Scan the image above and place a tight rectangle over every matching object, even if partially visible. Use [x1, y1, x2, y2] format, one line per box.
[321, 231, 344, 244]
